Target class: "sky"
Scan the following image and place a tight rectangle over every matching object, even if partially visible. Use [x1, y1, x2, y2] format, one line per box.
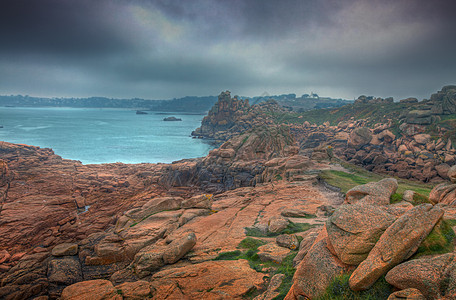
[1, 0, 455, 101]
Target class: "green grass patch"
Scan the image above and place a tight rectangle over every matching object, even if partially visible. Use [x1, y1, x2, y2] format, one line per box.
[245, 222, 315, 238]
[237, 237, 266, 251]
[413, 219, 456, 258]
[214, 238, 300, 300]
[317, 273, 393, 300]
[319, 160, 433, 196]
[271, 252, 298, 300]
[214, 250, 243, 260]
[412, 192, 432, 205]
[390, 193, 403, 204]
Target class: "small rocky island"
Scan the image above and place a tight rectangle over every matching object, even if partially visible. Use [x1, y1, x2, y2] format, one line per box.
[163, 116, 182, 121]
[135, 110, 148, 115]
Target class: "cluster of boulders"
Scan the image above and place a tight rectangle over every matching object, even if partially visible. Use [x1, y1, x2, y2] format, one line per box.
[286, 177, 450, 299]
[290, 114, 455, 182]
[354, 95, 394, 105]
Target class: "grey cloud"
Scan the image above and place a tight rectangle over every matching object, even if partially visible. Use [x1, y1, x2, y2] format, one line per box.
[0, 0, 455, 100]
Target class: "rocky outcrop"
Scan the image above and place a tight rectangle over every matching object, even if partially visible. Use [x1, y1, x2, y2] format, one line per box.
[191, 91, 289, 142]
[287, 178, 449, 299]
[430, 85, 456, 115]
[191, 91, 251, 140]
[0, 136, 332, 299]
[163, 116, 181, 121]
[326, 203, 396, 265]
[354, 95, 394, 105]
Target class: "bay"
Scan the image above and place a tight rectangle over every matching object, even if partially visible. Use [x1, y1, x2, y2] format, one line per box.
[0, 107, 214, 164]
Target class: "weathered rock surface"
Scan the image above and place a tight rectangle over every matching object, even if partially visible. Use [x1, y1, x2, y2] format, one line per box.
[326, 203, 396, 265]
[51, 243, 78, 257]
[387, 288, 426, 300]
[254, 273, 285, 300]
[268, 216, 289, 233]
[349, 204, 444, 291]
[286, 230, 353, 299]
[345, 178, 398, 206]
[150, 260, 265, 299]
[348, 127, 373, 149]
[429, 182, 456, 206]
[133, 231, 197, 278]
[293, 227, 321, 267]
[276, 234, 299, 250]
[386, 253, 456, 299]
[61, 279, 122, 300]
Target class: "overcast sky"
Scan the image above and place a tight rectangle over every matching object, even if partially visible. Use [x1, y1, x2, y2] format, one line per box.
[1, 0, 455, 101]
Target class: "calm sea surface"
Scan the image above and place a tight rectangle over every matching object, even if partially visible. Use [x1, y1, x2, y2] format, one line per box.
[0, 107, 214, 164]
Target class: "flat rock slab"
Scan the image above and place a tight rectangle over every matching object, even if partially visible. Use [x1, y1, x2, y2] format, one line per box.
[150, 260, 265, 299]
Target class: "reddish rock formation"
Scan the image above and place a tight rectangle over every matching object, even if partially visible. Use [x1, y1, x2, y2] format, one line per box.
[386, 253, 456, 299]
[349, 204, 444, 291]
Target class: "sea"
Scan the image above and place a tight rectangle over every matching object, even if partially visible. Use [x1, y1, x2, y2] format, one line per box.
[0, 107, 214, 164]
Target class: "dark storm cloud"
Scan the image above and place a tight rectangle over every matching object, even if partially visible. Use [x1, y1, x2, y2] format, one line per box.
[0, 0, 455, 99]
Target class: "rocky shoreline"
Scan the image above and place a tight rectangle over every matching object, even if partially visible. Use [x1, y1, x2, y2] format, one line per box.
[1, 86, 456, 299]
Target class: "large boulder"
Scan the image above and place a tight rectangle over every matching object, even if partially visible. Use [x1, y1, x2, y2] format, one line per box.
[348, 127, 372, 150]
[413, 134, 431, 145]
[47, 257, 83, 285]
[386, 253, 456, 299]
[349, 204, 444, 291]
[286, 234, 353, 299]
[345, 178, 398, 206]
[326, 203, 396, 265]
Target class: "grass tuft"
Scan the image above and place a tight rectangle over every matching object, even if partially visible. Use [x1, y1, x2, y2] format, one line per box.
[413, 218, 456, 258]
[317, 273, 393, 300]
[237, 237, 266, 251]
[390, 193, 403, 204]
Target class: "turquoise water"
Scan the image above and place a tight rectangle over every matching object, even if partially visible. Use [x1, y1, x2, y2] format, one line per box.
[0, 107, 213, 164]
